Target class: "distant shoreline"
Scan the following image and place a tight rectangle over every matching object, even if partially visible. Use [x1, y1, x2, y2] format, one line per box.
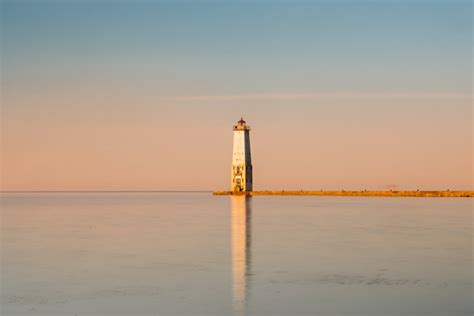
[213, 190, 473, 197]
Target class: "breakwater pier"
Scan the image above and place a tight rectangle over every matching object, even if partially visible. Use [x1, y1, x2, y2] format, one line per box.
[213, 190, 473, 197]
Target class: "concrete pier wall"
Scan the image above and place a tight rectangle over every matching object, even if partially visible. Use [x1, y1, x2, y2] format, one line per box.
[213, 190, 473, 197]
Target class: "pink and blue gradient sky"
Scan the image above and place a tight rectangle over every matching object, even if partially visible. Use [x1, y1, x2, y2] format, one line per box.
[1, 0, 472, 191]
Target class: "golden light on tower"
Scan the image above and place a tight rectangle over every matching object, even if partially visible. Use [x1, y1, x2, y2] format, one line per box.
[231, 118, 253, 193]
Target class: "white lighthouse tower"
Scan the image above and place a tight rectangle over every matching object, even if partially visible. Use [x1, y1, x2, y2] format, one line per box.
[231, 118, 253, 193]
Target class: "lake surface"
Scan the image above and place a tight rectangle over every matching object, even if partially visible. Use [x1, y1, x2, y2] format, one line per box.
[1, 193, 472, 315]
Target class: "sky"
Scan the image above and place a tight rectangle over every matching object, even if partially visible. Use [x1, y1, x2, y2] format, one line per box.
[1, 0, 472, 191]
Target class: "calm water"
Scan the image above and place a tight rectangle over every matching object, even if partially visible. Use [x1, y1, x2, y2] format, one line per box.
[1, 193, 472, 316]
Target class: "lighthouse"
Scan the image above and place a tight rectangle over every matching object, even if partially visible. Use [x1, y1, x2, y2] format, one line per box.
[231, 118, 253, 193]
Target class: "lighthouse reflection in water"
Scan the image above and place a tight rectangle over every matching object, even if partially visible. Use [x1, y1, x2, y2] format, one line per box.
[231, 196, 252, 315]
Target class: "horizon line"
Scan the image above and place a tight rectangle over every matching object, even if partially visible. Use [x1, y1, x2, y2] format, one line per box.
[2, 189, 472, 194]
[0, 190, 213, 193]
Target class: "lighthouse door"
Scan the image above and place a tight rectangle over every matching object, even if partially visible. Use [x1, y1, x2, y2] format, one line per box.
[235, 178, 243, 192]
